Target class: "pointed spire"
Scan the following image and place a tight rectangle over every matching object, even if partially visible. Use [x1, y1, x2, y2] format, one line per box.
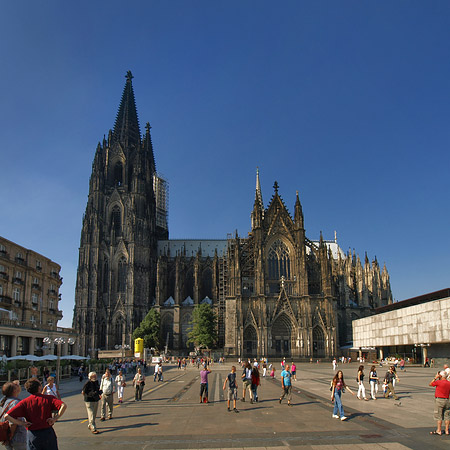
[273, 181, 279, 194]
[255, 167, 264, 211]
[112, 71, 141, 147]
[143, 122, 156, 173]
[294, 190, 303, 226]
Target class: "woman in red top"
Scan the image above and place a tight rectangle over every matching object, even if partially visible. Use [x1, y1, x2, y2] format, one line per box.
[251, 366, 260, 404]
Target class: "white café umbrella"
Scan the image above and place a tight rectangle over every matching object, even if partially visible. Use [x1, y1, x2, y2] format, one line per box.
[7, 355, 40, 361]
[36, 355, 58, 361]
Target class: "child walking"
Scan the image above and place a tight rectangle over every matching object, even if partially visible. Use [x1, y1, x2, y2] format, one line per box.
[223, 365, 239, 413]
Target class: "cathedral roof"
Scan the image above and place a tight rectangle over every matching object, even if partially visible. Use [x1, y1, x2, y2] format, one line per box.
[158, 239, 228, 257]
[307, 240, 345, 259]
[112, 71, 141, 147]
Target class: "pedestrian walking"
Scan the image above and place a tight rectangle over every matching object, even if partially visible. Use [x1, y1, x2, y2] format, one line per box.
[279, 364, 292, 406]
[0, 382, 27, 450]
[41, 376, 60, 400]
[331, 370, 355, 420]
[383, 366, 399, 400]
[81, 372, 101, 434]
[5, 378, 66, 449]
[240, 362, 252, 402]
[153, 362, 160, 382]
[223, 365, 239, 413]
[291, 362, 297, 381]
[332, 358, 337, 371]
[356, 365, 369, 401]
[429, 370, 450, 435]
[157, 363, 163, 382]
[251, 366, 260, 403]
[99, 369, 116, 420]
[133, 368, 145, 401]
[200, 364, 211, 403]
[369, 365, 379, 400]
[115, 370, 126, 404]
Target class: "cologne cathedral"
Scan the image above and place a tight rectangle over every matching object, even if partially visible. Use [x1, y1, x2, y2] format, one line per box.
[73, 73, 393, 358]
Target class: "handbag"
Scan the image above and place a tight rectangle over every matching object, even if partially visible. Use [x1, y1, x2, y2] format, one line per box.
[122, 382, 126, 387]
[0, 400, 15, 442]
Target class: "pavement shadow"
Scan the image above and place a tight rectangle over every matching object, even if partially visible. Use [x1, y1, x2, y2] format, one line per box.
[98, 422, 158, 433]
[347, 412, 374, 420]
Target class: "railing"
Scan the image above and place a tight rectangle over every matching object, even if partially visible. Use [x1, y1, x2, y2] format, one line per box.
[0, 272, 8, 281]
[48, 289, 57, 295]
[0, 251, 9, 260]
[15, 257, 26, 266]
[13, 277, 24, 285]
[0, 295, 12, 305]
[31, 283, 41, 290]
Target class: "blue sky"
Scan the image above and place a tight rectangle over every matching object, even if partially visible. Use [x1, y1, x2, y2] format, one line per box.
[1, 1, 449, 328]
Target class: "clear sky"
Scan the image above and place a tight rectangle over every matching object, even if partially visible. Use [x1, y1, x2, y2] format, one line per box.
[1, 1, 449, 328]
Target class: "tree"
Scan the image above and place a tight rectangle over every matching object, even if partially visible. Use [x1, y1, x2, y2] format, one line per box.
[187, 303, 218, 349]
[132, 308, 161, 350]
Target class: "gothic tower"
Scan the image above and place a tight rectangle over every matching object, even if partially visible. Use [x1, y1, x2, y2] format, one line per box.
[73, 72, 166, 356]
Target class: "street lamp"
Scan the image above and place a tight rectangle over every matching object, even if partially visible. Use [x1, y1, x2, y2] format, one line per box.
[115, 344, 130, 361]
[43, 337, 75, 387]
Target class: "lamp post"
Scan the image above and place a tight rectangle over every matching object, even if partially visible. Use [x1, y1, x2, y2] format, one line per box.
[43, 337, 75, 387]
[115, 344, 130, 361]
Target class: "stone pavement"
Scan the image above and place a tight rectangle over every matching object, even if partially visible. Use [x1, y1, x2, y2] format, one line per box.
[31, 362, 450, 449]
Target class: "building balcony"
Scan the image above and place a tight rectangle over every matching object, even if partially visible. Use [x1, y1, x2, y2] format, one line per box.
[48, 289, 57, 296]
[0, 272, 8, 281]
[0, 295, 12, 306]
[50, 271, 61, 281]
[13, 277, 24, 285]
[13, 301, 21, 307]
[36, 266, 42, 272]
[15, 257, 26, 266]
[31, 283, 41, 291]
[0, 250, 9, 260]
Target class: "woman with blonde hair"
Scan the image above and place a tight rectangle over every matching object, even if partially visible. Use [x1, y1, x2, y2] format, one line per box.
[0, 382, 27, 450]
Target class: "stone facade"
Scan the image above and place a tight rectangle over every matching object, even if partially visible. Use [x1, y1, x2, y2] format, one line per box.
[353, 295, 450, 360]
[73, 73, 393, 357]
[0, 236, 67, 356]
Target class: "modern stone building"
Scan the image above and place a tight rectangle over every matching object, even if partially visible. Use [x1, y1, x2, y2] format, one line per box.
[0, 236, 70, 356]
[353, 288, 450, 363]
[73, 73, 393, 357]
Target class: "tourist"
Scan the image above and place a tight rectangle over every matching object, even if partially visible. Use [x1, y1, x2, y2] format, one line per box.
[43, 367, 50, 384]
[279, 363, 292, 406]
[262, 361, 267, 377]
[157, 363, 163, 382]
[369, 365, 379, 400]
[200, 364, 211, 403]
[399, 358, 406, 371]
[41, 376, 60, 399]
[356, 365, 369, 400]
[30, 366, 38, 380]
[332, 358, 337, 371]
[424, 357, 430, 368]
[291, 361, 297, 381]
[99, 369, 116, 420]
[428, 370, 450, 435]
[133, 367, 145, 401]
[383, 366, 399, 400]
[153, 361, 160, 382]
[223, 365, 239, 413]
[0, 382, 27, 450]
[5, 378, 66, 448]
[241, 362, 252, 402]
[331, 370, 355, 420]
[115, 370, 126, 404]
[81, 372, 101, 434]
[270, 365, 275, 378]
[251, 365, 260, 403]
[443, 364, 450, 379]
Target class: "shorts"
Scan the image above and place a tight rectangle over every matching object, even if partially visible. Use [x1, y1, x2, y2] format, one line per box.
[291, 371, 296, 375]
[227, 387, 238, 401]
[434, 397, 450, 421]
[200, 383, 208, 397]
[243, 379, 251, 389]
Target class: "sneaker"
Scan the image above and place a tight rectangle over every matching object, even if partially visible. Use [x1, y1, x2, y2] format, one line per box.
[279, 398, 282, 404]
[227, 407, 231, 411]
[332, 414, 339, 419]
[340, 416, 348, 421]
[100, 418, 105, 421]
[288, 403, 292, 407]
[240, 398, 245, 402]
[92, 430, 99, 434]
[108, 416, 112, 420]
[234, 408, 239, 413]
[250, 399, 253, 404]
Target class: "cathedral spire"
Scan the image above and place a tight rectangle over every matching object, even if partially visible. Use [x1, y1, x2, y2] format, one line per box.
[113, 71, 141, 147]
[255, 167, 264, 210]
[143, 122, 156, 174]
[294, 190, 303, 227]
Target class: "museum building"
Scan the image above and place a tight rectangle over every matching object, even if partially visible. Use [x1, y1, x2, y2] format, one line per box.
[73, 73, 393, 358]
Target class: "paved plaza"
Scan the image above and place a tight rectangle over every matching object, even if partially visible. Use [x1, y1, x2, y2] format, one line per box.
[41, 362, 449, 449]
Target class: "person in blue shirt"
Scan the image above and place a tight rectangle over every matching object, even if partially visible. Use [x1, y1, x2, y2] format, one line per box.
[279, 364, 292, 406]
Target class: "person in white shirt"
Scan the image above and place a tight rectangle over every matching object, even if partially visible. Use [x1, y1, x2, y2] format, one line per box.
[41, 376, 60, 399]
[115, 370, 125, 403]
[99, 369, 116, 420]
[154, 363, 160, 382]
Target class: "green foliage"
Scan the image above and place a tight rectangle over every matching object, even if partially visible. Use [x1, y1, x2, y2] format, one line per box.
[132, 308, 161, 350]
[187, 303, 217, 349]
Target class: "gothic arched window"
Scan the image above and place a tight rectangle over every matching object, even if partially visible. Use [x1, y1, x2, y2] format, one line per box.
[111, 206, 121, 236]
[201, 268, 213, 300]
[268, 239, 291, 280]
[102, 258, 109, 293]
[118, 257, 127, 293]
[113, 162, 123, 186]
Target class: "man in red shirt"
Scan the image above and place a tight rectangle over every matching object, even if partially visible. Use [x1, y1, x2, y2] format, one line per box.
[429, 371, 450, 436]
[5, 378, 67, 450]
